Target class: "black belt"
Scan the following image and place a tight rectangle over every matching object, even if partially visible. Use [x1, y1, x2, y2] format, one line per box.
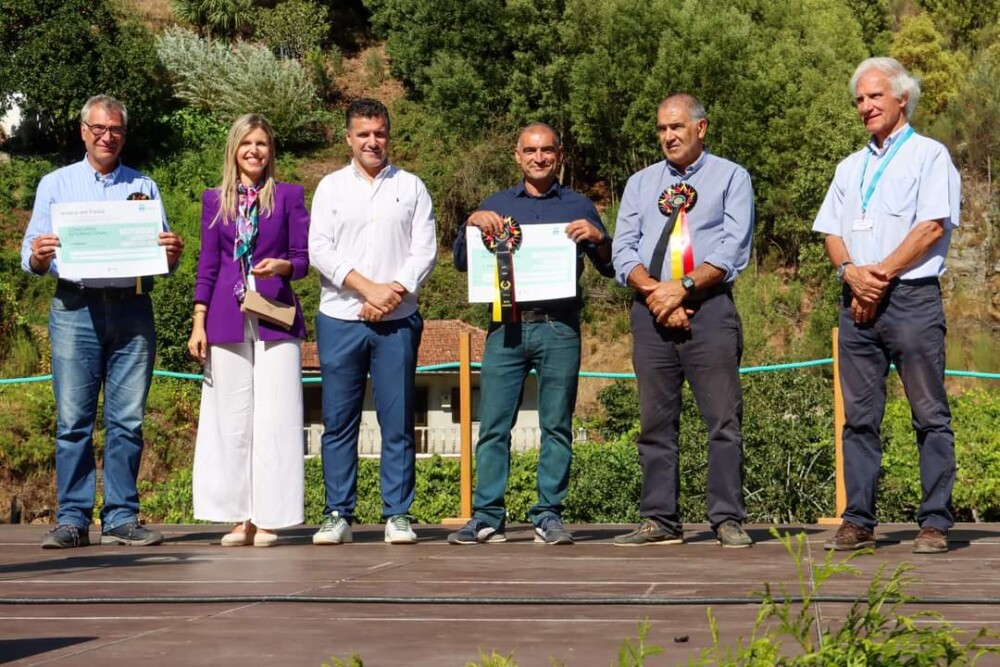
[518, 307, 578, 323]
[896, 277, 939, 287]
[57, 279, 153, 302]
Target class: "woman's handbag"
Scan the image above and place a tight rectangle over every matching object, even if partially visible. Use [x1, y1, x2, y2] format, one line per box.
[240, 289, 295, 330]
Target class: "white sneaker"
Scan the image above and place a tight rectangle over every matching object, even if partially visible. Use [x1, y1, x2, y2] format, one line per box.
[384, 515, 417, 544]
[313, 512, 352, 545]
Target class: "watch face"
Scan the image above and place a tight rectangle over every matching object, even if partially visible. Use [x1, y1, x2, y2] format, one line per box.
[681, 276, 695, 292]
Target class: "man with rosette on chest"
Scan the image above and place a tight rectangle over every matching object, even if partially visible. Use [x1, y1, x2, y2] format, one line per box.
[449, 123, 614, 545]
[612, 93, 755, 549]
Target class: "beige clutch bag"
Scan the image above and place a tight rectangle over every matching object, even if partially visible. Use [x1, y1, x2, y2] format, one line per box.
[240, 290, 295, 330]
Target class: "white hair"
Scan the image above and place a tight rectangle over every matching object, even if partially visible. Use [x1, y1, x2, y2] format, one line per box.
[850, 57, 921, 119]
[80, 95, 128, 127]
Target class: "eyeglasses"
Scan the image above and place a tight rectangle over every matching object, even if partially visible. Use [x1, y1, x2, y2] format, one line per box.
[83, 122, 127, 138]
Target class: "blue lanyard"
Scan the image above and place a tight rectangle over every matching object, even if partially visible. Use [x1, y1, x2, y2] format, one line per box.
[859, 125, 914, 215]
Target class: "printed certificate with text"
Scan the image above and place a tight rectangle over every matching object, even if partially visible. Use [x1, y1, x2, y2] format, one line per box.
[52, 200, 168, 279]
[466, 223, 577, 303]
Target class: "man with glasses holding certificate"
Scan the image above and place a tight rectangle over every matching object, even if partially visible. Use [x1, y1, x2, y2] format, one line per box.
[814, 58, 961, 555]
[21, 94, 184, 549]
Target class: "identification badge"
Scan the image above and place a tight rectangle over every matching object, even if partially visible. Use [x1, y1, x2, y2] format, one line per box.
[852, 216, 874, 232]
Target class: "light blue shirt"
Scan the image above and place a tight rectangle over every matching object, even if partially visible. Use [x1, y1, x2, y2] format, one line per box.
[812, 124, 960, 280]
[612, 150, 754, 286]
[20, 156, 167, 288]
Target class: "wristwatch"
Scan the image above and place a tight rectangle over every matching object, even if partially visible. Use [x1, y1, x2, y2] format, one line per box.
[680, 275, 696, 294]
[836, 260, 854, 283]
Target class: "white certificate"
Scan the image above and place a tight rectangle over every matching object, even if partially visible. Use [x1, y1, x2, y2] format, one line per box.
[52, 200, 168, 279]
[466, 223, 577, 303]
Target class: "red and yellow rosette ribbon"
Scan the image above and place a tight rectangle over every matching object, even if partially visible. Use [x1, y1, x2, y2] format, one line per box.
[656, 183, 697, 279]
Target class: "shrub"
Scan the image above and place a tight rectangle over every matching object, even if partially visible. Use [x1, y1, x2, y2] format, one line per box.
[0, 157, 58, 211]
[253, 0, 329, 60]
[156, 27, 321, 144]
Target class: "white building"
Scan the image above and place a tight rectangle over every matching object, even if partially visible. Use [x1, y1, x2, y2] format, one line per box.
[301, 320, 543, 456]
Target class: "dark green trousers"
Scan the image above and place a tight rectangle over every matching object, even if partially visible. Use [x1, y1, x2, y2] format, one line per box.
[472, 317, 581, 528]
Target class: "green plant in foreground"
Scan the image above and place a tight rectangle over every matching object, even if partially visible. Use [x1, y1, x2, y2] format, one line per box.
[690, 530, 1000, 666]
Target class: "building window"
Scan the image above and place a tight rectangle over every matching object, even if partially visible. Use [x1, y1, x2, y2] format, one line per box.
[450, 387, 481, 423]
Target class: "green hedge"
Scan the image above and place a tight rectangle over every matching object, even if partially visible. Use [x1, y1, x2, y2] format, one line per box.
[138, 383, 1000, 525]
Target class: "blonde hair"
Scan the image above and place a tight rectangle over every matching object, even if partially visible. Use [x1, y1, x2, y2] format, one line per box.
[213, 114, 276, 226]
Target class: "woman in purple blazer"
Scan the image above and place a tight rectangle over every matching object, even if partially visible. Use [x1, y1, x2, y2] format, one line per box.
[187, 114, 309, 547]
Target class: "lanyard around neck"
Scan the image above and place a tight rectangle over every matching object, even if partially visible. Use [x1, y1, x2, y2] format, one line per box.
[859, 125, 914, 215]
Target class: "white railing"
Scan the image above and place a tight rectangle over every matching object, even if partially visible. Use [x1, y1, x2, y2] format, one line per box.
[303, 425, 588, 457]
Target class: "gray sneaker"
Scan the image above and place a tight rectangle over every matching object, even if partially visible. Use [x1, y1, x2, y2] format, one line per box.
[313, 512, 353, 545]
[385, 514, 417, 544]
[447, 518, 506, 545]
[613, 518, 683, 546]
[716, 520, 753, 548]
[534, 516, 574, 545]
[101, 521, 163, 546]
[41, 524, 90, 549]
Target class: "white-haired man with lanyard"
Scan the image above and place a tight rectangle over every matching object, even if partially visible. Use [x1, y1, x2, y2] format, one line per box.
[813, 57, 960, 554]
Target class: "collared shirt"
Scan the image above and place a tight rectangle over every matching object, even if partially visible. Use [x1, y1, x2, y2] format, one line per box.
[612, 150, 754, 286]
[812, 124, 960, 279]
[452, 180, 614, 311]
[309, 160, 437, 321]
[20, 156, 166, 288]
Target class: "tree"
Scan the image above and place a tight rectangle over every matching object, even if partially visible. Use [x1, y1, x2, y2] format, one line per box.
[171, 0, 257, 41]
[891, 12, 969, 121]
[253, 0, 330, 59]
[0, 0, 169, 151]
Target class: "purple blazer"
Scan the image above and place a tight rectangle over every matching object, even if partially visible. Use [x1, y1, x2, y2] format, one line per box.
[193, 182, 310, 343]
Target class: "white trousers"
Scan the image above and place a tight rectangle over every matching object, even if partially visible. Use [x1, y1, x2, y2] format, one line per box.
[192, 325, 304, 529]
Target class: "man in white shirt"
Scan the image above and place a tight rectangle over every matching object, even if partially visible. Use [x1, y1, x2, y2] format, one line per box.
[813, 57, 960, 555]
[309, 99, 437, 545]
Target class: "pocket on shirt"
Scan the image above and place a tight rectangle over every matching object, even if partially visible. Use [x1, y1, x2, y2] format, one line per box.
[879, 176, 918, 218]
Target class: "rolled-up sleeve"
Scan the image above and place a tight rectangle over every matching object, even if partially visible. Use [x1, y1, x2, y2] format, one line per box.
[612, 175, 644, 287]
[392, 179, 437, 293]
[20, 174, 55, 275]
[703, 168, 754, 281]
[308, 177, 354, 288]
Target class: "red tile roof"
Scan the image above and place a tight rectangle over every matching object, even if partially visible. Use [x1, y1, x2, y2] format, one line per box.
[300, 319, 486, 370]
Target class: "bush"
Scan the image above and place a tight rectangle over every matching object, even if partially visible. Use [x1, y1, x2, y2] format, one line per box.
[156, 27, 321, 144]
[0, 157, 58, 211]
[882, 387, 1000, 522]
[253, 0, 330, 60]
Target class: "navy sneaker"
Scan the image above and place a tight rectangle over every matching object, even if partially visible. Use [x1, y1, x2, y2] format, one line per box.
[41, 524, 90, 549]
[447, 518, 506, 545]
[534, 516, 574, 545]
[101, 521, 163, 546]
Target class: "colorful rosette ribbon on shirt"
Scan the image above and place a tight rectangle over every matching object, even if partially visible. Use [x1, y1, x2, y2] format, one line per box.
[480, 216, 523, 323]
[650, 183, 697, 280]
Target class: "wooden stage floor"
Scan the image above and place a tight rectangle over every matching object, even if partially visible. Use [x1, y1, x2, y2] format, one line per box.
[2, 523, 999, 666]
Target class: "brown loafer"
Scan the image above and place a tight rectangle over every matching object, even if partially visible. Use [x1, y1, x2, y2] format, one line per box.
[823, 521, 875, 551]
[913, 526, 948, 554]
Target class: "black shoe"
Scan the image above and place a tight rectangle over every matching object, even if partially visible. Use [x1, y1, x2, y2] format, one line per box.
[534, 516, 574, 545]
[716, 520, 753, 548]
[613, 518, 683, 546]
[41, 524, 90, 549]
[101, 521, 163, 546]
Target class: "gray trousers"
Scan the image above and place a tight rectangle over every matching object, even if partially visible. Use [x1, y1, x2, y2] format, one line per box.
[838, 280, 955, 531]
[631, 292, 746, 532]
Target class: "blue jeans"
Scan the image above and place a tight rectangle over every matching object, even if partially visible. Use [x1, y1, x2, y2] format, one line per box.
[316, 311, 423, 521]
[49, 287, 155, 531]
[472, 317, 581, 529]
